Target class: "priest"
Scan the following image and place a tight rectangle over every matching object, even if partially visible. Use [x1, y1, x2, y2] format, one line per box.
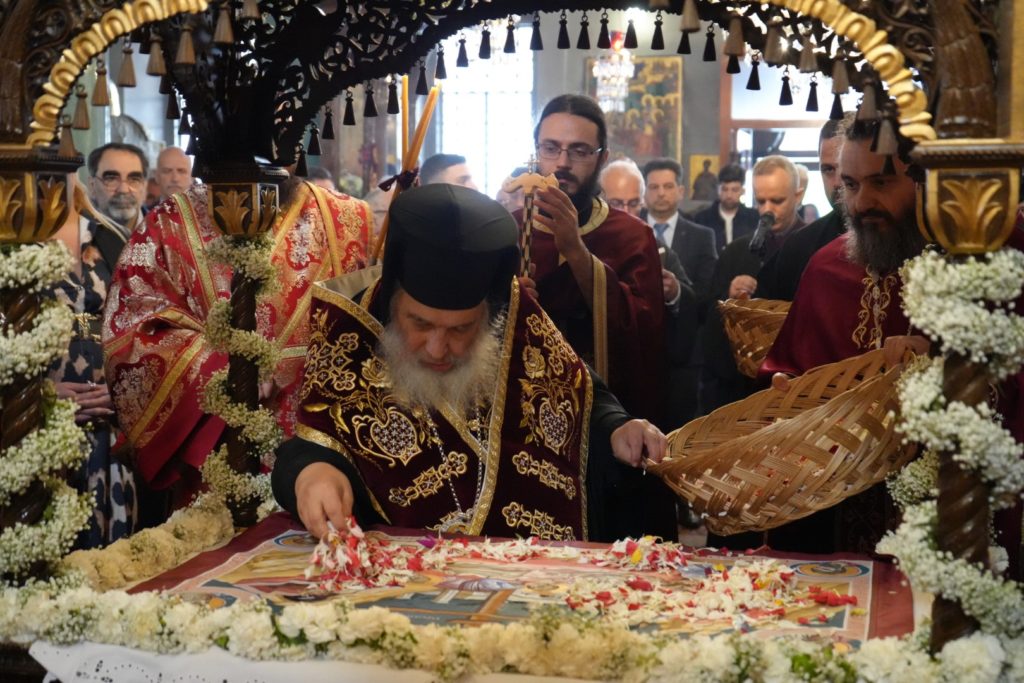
[103, 179, 371, 515]
[272, 185, 667, 542]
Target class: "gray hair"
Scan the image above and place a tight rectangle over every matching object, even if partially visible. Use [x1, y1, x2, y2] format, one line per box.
[599, 159, 646, 195]
[752, 154, 799, 194]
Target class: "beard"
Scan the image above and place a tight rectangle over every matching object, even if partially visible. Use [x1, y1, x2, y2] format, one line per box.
[844, 209, 926, 274]
[555, 167, 601, 217]
[105, 193, 140, 224]
[378, 310, 505, 415]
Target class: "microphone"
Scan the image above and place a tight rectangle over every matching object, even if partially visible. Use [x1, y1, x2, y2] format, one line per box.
[748, 211, 775, 255]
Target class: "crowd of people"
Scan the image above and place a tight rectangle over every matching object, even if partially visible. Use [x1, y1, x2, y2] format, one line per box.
[49, 94, 1022, 580]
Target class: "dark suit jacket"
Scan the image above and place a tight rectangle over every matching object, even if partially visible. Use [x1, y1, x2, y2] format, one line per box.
[692, 201, 760, 254]
[640, 209, 718, 301]
[755, 209, 846, 301]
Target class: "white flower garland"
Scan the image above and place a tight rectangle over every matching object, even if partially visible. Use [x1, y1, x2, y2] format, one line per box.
[0, 479, 93, 578]
[205, 234, 279, 294]
[901, 249, 1024, 379]
[201, 369, 283, 459]
[897, 356, 1024, 507]
[877, 502, 1024, 639]
[59, 492, 235, 592]
[204, 300, 280, 379]
[887, 448, 939, 512]
[0, 301, 75, 387]
[1, 568, 1022, 682]
[0, 241, 70, 292]
[200, 445, 273, 507]
[0, 397, 87, 506]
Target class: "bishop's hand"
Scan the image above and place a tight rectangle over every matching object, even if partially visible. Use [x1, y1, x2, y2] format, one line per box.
[610, 419, 667, 469]
[294, 462, 355, 540]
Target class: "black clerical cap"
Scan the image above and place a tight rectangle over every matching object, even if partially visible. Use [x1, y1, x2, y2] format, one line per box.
[381, 184, 520, 312]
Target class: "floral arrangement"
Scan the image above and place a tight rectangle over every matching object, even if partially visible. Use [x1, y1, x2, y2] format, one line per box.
[200, 234, 283, 516]
[878, 245, 1024, 679]
[0, 241, 92, 580]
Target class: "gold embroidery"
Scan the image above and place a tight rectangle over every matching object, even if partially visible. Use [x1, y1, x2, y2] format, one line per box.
[510, 451, 576, 500]
[852, 270, 898, 350]
[501, 502, 575, 540]
[388, 451, 468, 507]
[519, 313, 582, 453]
[351, 407, 423, 467]
[300, 308, 360, 400]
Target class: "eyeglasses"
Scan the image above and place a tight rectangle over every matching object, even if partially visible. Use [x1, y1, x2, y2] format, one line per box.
[96, 172, 146, 190]
[607, 198, 642, 210]
[536, 141, 603, 162]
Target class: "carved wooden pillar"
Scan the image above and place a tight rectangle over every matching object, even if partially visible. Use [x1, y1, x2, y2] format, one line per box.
[0, 152, 76, 580]
[204, 167, 282, 526]
[912, 139, 1024, 651]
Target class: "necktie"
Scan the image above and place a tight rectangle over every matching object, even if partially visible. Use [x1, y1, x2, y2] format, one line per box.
[653, 222, 669, 244]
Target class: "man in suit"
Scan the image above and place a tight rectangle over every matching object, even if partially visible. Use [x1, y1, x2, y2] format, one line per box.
[692, 163, 760, 253]
[640, 158, 717, 300]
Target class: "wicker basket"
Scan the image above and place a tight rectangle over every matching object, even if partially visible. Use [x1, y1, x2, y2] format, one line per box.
[649, 348, 917, 536]
[718, 298, 791, 378]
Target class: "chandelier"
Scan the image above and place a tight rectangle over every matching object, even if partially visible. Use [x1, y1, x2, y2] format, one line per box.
[592, 40, 635, 113]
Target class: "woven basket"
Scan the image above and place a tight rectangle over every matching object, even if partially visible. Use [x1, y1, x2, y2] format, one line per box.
[649, 348, 917, 536]
[718, 298, 791, 378]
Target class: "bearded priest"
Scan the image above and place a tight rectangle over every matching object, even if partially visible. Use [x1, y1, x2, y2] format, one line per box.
[272, 184, 668, 543]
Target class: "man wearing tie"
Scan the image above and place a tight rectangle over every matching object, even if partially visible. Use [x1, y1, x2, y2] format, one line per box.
[639, 158, 717, 301]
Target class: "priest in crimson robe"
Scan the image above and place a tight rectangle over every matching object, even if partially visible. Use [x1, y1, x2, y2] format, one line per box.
[102, 180, 371, 515]
[272, 184, 669, 542]
[759, 120, 1024, 577]
[516, 94, 676, 540]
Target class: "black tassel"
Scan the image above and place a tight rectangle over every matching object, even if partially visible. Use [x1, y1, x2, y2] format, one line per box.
[829, 93, 844, 120]
[322, 108, 336, 139]
[386, 80, 400, 114]
[557, 11, 571, 49]
[415, 61, 429, 95]
[165, 94, 180, 119]
[179, 112, 191, 135]
[651, 12, 664, 50]
[577, 13, 591, 50]
[882, 154, 896, 175]
[530, 12, 543, 50]
[457, 36, 469, 66]
[434, 47, 447, 80]
[806, 78, 819, 112]
[185, 134, 196, 155]
[779, 73, 793, 106]
[702, 25, 716, 62]
[295, 148, 308, 177]
[597, 12, 610, 50]
[504, 16, 516, 53]
[746, 55, 761, 90]
[307, 125, 322, 156]
[726, 54, 741, 74]
[676, 31, 691, 54]
[343, 90, 356, 125]
[624, 19, 638, 49]
[479, 27, 491, 59]
[364, 85, 378, 117]
[158, 74, 171, 95]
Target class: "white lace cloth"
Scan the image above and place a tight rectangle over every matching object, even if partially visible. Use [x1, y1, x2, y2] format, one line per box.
[31, 640, 584, 682]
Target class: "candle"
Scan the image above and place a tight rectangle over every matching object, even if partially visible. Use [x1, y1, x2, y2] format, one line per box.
[401, 74, 409, 159]
[371, 83, 442, 262]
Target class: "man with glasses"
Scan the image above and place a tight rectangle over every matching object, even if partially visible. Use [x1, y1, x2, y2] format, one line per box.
[519, 94, 675, 541]
[87, 142, 149, 267]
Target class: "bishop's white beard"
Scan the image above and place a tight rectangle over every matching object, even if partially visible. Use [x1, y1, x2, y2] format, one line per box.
[378, 310, 506, 415]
